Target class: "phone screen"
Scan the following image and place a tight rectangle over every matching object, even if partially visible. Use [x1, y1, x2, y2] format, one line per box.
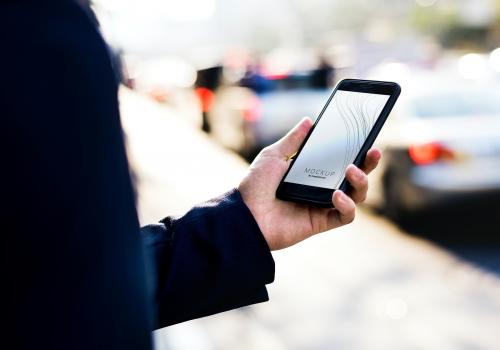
[284, 89, 391, 190]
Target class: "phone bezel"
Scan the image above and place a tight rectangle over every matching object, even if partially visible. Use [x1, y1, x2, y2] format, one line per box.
[276, 78, 401, 208]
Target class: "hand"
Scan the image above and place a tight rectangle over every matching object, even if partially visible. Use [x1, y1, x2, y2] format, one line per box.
[238, 117, 381, 251]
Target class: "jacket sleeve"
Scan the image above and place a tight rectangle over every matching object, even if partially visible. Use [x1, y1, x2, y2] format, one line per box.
[141, 189, 275, 328]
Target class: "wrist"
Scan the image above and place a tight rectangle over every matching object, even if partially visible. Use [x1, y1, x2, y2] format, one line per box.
[238, 184, 271, 248]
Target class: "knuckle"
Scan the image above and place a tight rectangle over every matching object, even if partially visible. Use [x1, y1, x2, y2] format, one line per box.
[354, 176, 368, 194]
[360, 174, 369, 187]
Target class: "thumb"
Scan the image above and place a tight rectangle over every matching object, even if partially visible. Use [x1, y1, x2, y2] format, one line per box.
[274, 117, 313, 156]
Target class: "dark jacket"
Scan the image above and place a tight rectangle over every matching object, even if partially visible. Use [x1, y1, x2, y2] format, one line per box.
[1, 0, 274, 349]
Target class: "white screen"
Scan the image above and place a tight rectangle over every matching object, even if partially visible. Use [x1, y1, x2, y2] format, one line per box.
[284, 90, 390, 189]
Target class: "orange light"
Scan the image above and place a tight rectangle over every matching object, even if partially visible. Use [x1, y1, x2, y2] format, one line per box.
[195, 87, 215, 112]
[408, 142, 455, 165]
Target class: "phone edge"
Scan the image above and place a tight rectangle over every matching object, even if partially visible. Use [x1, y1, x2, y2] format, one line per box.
[276, 79, 401, 208]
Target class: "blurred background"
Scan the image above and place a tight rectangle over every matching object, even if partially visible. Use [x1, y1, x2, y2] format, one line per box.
[92, 0, 500, 348]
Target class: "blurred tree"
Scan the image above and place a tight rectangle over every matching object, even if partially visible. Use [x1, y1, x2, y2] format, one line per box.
[410, 0, 500, 50]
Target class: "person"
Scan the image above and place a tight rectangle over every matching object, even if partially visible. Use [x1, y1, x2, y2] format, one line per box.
[311, 55, 336, 89]
[1, 0, 381, 349]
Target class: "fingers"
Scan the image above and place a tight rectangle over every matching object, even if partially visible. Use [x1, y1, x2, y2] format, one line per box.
[344, 148, 380, 203]
[345, 164, 368, 203]
[362, 148, 382, 175]
[274, 117, 313, 156]
[330, 190, 356, 226]
[341, 148, 380, 203]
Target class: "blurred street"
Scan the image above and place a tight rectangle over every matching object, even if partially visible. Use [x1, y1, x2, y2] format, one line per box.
[120, 88, 500, 350]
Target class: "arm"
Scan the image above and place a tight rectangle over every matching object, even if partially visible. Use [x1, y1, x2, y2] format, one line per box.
[3, 0, 273, 334]
[141, 118, 380, 328]
[142, 189, 274, 328]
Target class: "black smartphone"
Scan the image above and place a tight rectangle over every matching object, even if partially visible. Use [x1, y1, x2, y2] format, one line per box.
[276, 79, 401, 208]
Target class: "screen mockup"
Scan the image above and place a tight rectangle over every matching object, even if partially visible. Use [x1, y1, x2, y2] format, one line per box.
[284, 89, 390, 190]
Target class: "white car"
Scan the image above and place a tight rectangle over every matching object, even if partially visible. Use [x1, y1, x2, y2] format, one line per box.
[366, 73, 500, 219]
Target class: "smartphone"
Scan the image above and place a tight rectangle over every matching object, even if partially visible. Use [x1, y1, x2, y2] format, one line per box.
[276, 79, 401, 207]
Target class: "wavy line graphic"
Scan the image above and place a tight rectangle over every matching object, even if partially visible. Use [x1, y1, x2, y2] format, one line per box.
[332, 92, 386, 188]
[284, 90, 389, 190]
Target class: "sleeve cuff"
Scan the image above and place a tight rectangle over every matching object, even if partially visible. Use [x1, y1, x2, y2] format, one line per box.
[169, 188, 275, 286]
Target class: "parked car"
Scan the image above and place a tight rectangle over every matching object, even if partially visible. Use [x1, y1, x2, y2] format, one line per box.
[207, 73, 332, 159]
[366, 72, 500, 219]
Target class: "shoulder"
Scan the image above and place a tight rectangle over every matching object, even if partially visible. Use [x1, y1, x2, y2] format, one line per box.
[0, 0, 110, 67]
[0, 0, 118, 105]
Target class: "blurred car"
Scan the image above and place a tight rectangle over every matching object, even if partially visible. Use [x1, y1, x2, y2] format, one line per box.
[207, 72, 332, 158]
[366, 73, 500, 219]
